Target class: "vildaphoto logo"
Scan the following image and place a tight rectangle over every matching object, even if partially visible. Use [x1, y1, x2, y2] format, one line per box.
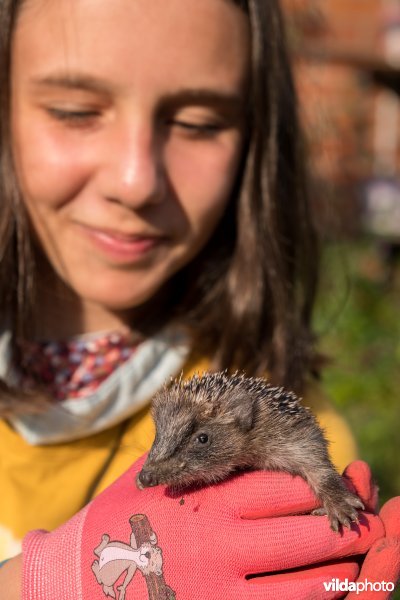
[323, 579, 395, 594]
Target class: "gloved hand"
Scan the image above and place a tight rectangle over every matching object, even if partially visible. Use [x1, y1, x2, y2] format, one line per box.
[22, 456, 391, 599]
[342, 462, 400, 599]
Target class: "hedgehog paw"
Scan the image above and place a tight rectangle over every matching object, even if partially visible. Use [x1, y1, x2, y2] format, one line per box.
[312, 493, 365, 532]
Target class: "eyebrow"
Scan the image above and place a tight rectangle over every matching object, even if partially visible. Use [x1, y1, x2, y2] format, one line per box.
[30, 73, 246, 112]
[30, 74, 113, 95]
[160, 88, 246, 114]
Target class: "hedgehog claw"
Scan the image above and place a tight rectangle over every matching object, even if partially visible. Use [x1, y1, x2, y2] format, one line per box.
[312, 491, 364, 532]
[342, 518, 351, 529]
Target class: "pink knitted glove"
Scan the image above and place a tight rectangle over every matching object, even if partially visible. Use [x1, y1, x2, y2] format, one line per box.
[343, 462, 400, 599]
[23, 457, 388, 599]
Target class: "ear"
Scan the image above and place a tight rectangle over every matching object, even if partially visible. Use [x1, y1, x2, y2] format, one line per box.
[226, 391, 254, 432]
[197, 393, 221, 420]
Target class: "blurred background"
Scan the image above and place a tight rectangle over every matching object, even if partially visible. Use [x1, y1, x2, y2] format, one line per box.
[281, 0, 400, 507]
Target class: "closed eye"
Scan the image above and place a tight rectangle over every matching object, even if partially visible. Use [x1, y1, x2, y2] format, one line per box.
[46, 107, 101, 126]
[167, 119, 224, 137]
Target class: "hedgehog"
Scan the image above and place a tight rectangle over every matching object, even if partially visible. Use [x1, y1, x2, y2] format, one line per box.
[137, 371, 364, 531]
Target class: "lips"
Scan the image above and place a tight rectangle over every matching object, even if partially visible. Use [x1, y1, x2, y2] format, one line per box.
[76, 223, 167, 262]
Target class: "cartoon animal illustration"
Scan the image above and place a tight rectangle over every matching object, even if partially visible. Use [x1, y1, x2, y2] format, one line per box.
[92, 514, 175, 600]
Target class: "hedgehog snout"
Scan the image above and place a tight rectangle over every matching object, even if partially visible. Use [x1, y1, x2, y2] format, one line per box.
[137, 469, 158, 488]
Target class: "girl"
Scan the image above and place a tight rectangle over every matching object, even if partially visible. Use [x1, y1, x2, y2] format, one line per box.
[0, 0, 398, 596]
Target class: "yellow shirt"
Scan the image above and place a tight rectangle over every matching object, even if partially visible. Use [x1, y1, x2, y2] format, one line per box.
[0, 357, 357, 560]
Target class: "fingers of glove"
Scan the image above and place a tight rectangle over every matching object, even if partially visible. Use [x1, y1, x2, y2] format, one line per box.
[342, 461, 379, 513]
[241, 561, 360, 600]
[345, 539, 400, 599]
[345, 498, 400, 599]
[196, 470, 321, 519]
[380, 497, 400, 537]
[167, 562, 359, 600]
[228, 512, 385, 575]
[209, 464, 375, 520]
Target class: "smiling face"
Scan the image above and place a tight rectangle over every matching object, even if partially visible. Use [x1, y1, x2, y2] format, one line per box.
[10, 0, 250, 335]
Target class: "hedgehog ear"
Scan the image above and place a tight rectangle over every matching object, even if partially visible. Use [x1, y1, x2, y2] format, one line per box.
[227, 392, 254, 432]
[201, 401, 218, 419]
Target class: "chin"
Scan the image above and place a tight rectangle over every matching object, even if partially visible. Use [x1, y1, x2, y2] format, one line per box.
[75, 278, 164, 312]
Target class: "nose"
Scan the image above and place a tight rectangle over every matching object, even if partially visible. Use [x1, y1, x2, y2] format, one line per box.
[100, 124, 164, 209]
[138, 469, 158, 488]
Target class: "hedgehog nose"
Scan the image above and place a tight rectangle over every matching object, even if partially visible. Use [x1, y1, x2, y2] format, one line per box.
[138, 469, 157, 488]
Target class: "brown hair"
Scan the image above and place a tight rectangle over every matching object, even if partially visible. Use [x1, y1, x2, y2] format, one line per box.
[0, 0, 319, 415]
[177, 0, 319, 389]
[0, 0, 33, 331]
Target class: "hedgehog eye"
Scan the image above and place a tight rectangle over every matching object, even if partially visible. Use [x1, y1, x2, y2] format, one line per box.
[196, 433, 209, 444]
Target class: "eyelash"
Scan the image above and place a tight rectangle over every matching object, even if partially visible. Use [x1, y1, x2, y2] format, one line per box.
[47, 108, 99, 124]
[47, 108, 224, 137]
[169, 120, 223, 136]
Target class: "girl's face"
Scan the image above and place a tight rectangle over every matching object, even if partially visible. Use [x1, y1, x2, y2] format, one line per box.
[11, 0, 250, 327]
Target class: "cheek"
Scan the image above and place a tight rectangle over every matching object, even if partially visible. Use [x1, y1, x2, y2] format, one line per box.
[12, 114, 92, 217]
[165, 135, 243, 239]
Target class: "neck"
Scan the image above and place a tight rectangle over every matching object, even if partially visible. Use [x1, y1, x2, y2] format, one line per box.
[29, 258, 174, 341]
[32, 278, 134, 340]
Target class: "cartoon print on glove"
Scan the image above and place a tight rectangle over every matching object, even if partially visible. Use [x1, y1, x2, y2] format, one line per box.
[92, 514, 176, 600]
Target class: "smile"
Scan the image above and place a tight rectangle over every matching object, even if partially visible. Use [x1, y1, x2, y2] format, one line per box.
[76, 223, 167, 262]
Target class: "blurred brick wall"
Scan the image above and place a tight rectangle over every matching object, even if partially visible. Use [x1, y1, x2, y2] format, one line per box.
[282, 0, 383, 54]
[281, 0, 400, 236]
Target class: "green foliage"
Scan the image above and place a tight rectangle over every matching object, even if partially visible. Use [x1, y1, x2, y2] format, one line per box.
[315, 239, 400, 505]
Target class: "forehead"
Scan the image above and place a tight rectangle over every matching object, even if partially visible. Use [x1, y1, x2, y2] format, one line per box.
[13, 0, 250, 95]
